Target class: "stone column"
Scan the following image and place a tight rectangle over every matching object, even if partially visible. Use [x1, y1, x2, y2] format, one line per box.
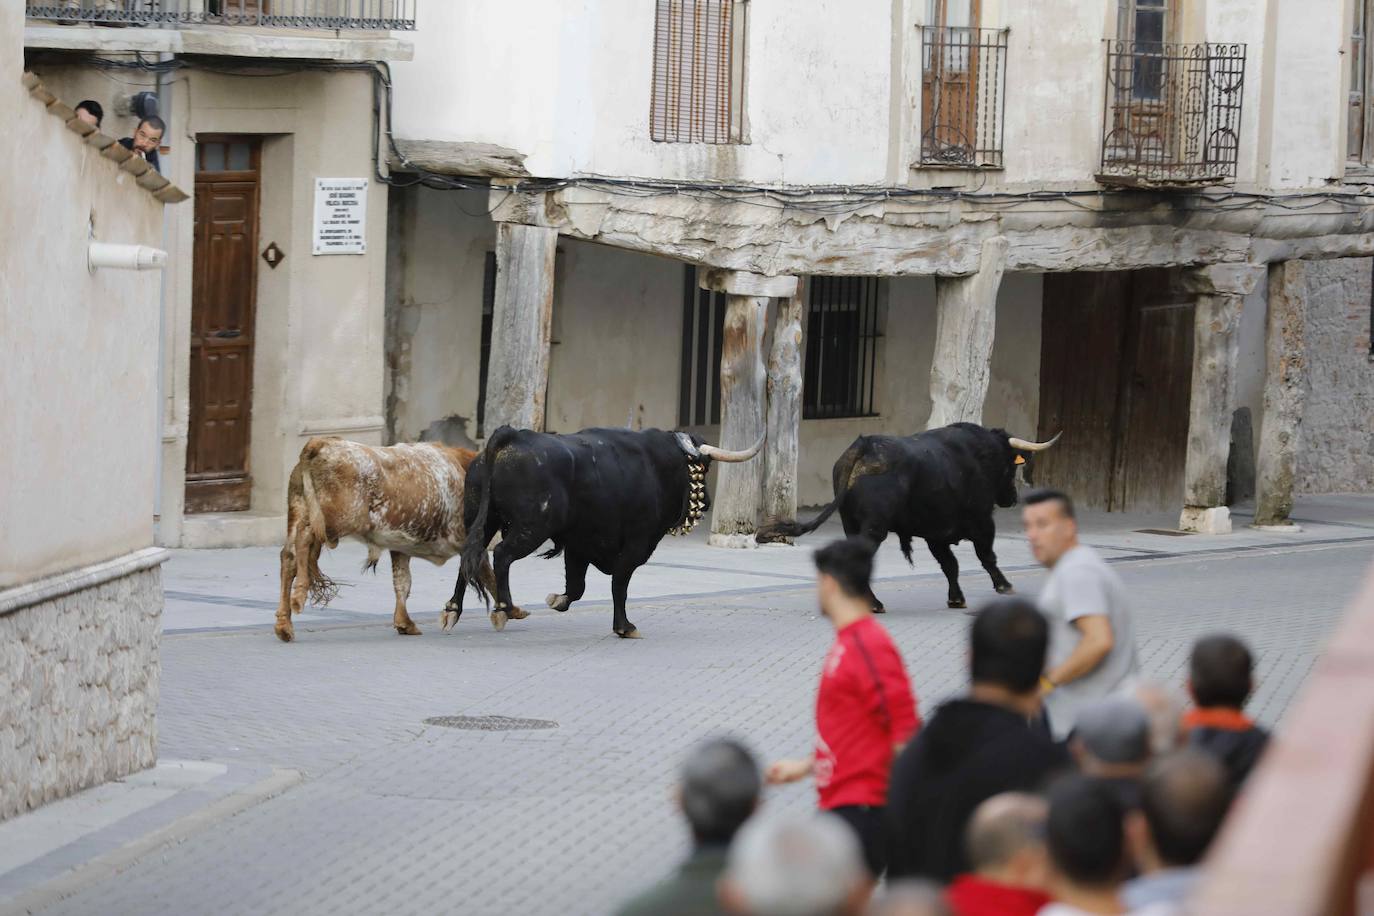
[763, 278, 807, 537]
[927, 236, 1008, 428]
[699, 269, 799, 548]
[1253, 260, 1309, 528]
[484, 221, 557, 432]
[1178, 264, 1265, 534]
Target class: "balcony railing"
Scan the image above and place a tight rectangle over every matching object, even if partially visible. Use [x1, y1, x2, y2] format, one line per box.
[918, 26, 1008, 169]
[1098, 40, 1245, 187]
[24, 0, 415, 30]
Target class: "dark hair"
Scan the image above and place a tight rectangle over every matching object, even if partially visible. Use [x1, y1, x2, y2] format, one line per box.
[1022, 488, 1075, 520]
[1189, 634, 1254, 709]
[970, 598, 1049, 693]
[813, 537, 874, 600]
[75, 99, 104, 126]
[138, 115, 167, 135]
[681, 738, 761, 845]
[1140, 751, 1233, 867]
[1045, 775, 1125, 887]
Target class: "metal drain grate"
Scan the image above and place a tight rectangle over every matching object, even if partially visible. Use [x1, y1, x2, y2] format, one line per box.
[424, 715, 559, 731]
[1134, 528, 1193, 537]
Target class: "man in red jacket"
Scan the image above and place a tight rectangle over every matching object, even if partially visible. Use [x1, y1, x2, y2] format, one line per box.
[766, 537, 920, 877]
[945, 793, 1052, 916]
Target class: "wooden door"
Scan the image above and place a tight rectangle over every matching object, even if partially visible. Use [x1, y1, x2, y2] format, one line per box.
[186, 138, 261, 514]
[1037, 269, 1193, 511]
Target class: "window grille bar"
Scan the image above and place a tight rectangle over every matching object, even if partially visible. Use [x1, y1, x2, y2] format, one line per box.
[918, 25, 1008, 169]
[650, 0, 744, 144]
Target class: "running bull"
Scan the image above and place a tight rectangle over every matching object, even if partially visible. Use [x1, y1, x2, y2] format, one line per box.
[757, 422, 1060, 610]
[450, 426, 764, 638]
[274, 437, 493, 642]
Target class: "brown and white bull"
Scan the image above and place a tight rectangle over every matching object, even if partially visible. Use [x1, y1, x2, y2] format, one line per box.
[274, 436, 494, 642]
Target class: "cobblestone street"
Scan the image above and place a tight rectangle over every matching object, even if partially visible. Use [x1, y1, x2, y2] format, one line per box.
[4, 498, 1373, 916]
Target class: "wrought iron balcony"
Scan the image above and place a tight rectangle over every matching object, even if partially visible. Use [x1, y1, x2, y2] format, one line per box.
[25, 0, 415, 30]
[1098, 40, 1245, 187]
[918, 26, 1008, 169]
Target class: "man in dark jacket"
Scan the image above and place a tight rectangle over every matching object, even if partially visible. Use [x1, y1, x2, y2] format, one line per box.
[887, 598, 1070, 881]
[118, 115, 164, 173]
[617, 738, 761, 916]
[1183, 634, 1270, 790]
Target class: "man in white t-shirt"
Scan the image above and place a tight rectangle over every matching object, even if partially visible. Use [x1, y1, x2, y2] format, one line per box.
[1023, 489, 1139, 740]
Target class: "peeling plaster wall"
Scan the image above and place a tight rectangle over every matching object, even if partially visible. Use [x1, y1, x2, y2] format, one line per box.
[385, 187, 489, 445]
[1296, 257, 1374, 493]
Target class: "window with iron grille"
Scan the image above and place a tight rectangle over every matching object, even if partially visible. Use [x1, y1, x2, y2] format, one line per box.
[804, 277, 882, 420]
[918, 0, 1007, 169]
[477, 252, 496, 437]
[650, 0, 748, 144]
[678, 266, 727, 426]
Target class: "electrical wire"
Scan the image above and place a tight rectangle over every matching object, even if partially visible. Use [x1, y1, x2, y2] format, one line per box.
[44, 51, 1374, 220]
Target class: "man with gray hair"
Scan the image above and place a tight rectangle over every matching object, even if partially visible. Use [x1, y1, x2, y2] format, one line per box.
[1068, 696, 1153, 810]
[618, 737, 762, 916]
[944, 794, 1051, 916]
[718, 814, 870, 916]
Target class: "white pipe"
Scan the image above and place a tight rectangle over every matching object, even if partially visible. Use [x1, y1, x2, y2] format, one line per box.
[88, 242, 168, 271]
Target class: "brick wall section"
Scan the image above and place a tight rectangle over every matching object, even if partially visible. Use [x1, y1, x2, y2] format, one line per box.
[0, 567, 162, 821]
[1296, 257, 1374, 494]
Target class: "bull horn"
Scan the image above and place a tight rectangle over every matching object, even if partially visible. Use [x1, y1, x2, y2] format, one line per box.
[1008, 431, 1062, 452]
[700, 432, 766, 463]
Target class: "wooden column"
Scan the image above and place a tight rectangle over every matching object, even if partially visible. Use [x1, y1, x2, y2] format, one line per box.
[1253, 260, 1310, 528]
[763, 278, 807, 536]
[1178, 264, 1265, 534]
[484, 222, 557, 432]
[699, 269, 799, 548]
[927, 237, 1008, 428]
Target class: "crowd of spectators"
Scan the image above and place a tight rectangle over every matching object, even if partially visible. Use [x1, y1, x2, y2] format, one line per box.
[617, 488, 1271, 916]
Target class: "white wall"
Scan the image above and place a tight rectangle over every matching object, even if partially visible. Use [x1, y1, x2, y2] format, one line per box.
[391, 0, 1351, 193]
[0, 38, 165, 585]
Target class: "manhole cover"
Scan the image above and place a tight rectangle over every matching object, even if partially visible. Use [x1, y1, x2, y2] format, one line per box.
[424, 715, 559, 731]
[1134, 528, 1192, 537]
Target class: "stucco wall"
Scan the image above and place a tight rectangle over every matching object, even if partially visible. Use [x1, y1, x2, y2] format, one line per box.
[1296, 257, 1374, 493]
[0, 59, 164, 587]
[390, 0, 1348, 194]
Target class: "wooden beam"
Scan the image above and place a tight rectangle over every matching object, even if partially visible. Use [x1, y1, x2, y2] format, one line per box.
[484, 223, 557, 432]
[387, 139, 530, 179]
[709, 295, 769, 547]
[763, 280, 806, 534]
[1253, 260, 1310, 528]
[927, 238, 1007, 428]
[698, 268, 800, 299]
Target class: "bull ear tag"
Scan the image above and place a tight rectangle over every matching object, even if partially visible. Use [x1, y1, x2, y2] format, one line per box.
[1014, 455, 1026, 465]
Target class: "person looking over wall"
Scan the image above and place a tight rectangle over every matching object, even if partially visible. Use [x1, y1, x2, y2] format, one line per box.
[119, 115, 164, 172]
[74, 99, 103, 128]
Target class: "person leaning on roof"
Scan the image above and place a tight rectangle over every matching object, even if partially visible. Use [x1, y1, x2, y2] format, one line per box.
[119, 115, 165, 173]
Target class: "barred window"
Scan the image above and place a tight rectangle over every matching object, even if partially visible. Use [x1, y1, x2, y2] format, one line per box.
[678, 266, 727, 426]
[477, 251, 497, 436]
[651, 0, 748, 144]
[804, 277, 882, 420]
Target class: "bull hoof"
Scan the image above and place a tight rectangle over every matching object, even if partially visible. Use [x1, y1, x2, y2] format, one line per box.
[396, 622, 422, 636]
[947, 598, 967, 609]
[275, 623, 294, 643]
[490, 610, 509, 632]
[546, 593, 572, 612]
[507, 605, 530, 620]
[995, 584, 1015, 595]
[440, 609, 460, 632]
[615, 627, 642, 639]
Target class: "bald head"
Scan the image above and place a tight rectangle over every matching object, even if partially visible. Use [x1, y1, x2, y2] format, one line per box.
[966, 793, 1050, 873]
[1140, 750, 1233, 867]
[721, 815, 867, 916]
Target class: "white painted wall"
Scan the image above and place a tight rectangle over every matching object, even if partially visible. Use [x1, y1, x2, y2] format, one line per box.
[0, 32, 164, 585]
[392, 0, 1354, 193]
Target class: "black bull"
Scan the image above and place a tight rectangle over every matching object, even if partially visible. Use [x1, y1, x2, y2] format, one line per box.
[757, 423, 1060, 610]
[449, 425, 762, 638]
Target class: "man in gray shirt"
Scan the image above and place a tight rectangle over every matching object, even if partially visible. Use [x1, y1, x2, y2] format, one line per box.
[1023, 489, 1139, 740]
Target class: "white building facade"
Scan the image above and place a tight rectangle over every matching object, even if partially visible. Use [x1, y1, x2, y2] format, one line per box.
[383, 0, 1374, 540]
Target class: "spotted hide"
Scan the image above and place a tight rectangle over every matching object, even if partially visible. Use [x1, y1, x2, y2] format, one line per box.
[274, 436, 493, 642]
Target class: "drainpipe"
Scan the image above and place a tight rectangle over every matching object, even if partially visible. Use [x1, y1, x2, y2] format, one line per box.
[152, 53, 172, 540]
[88, 243, 167, 271]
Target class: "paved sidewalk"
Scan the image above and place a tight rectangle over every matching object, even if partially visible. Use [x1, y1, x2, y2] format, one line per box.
[3, 495, 1372, 915]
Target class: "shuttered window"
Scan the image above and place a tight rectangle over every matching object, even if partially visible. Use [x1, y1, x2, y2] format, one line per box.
[651, 0, 748, 144]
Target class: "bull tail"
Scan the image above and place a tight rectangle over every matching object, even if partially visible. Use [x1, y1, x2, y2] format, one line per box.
[292, 449, 339, 607]
[460, 425, 517, 606]
[361, 546, 382, 575]
[898, 534, 914, 567]
[757, 438, 866, 543]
